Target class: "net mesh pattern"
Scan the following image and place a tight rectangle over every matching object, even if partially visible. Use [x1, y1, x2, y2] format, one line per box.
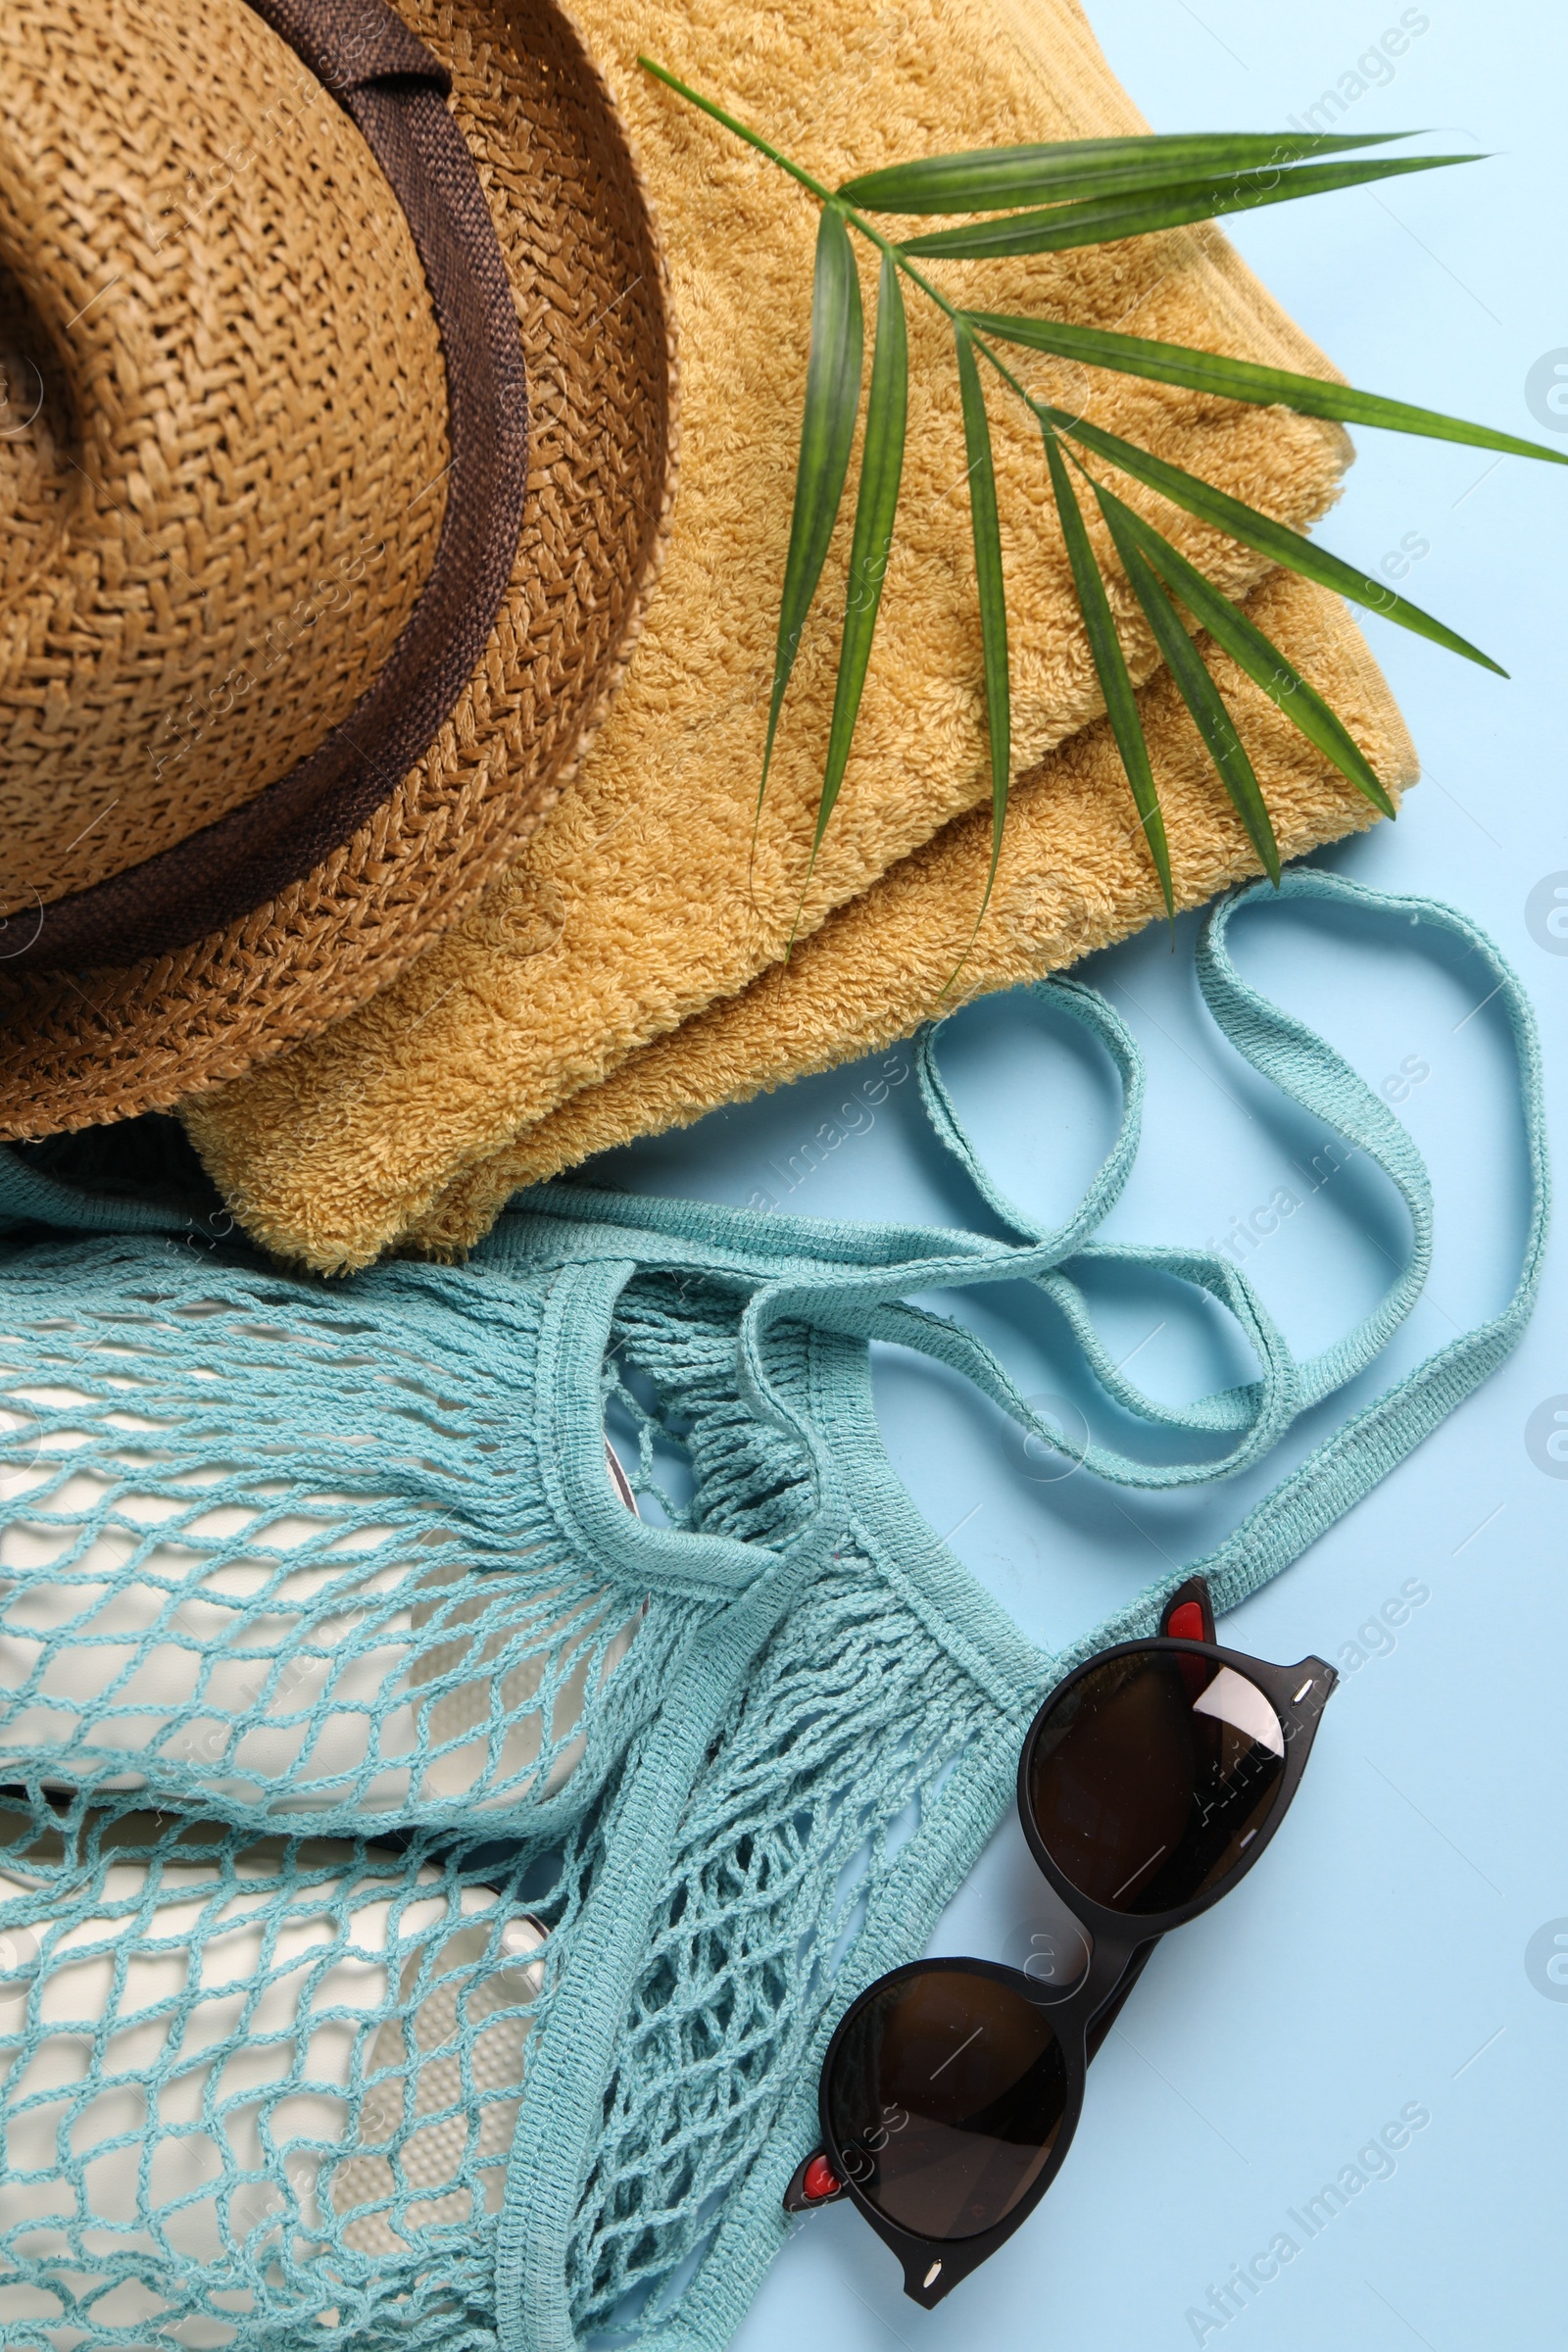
[0, 1807, 554, 2348]
[0, 1236, 691, 1837]
[0, 1242, 1004, 2348]
[564, 1548, 997, 2337]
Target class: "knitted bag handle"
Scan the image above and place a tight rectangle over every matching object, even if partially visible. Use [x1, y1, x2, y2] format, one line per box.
[499, 869, 1542, 1597]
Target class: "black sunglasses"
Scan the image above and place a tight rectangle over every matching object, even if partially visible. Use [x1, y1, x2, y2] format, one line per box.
[783, 1576, 1336, 2307]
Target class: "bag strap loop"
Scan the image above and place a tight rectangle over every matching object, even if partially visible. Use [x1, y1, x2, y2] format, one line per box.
[730, 871, 1543, 1530]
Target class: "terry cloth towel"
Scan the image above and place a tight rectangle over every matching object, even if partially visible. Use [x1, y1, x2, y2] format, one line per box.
[391, 571, 1416, 1256]
[182, 0, 1415, 1273]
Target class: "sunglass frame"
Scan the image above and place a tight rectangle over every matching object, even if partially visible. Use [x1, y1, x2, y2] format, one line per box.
[800, 1636, 1336, 2307]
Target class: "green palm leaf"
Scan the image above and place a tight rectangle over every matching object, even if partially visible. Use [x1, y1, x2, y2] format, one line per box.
[1098, 488, 1281, 881]
[760, 206, 864, 811]
[955, 325, 1011, 946]
[839, 128, 1410, 213]
[970, 310, 1568, 468]
[808, 253, 909, 870]
[901, 152, 1476, 260]
[1043, 434, 1173, 918]
[1102, 491, 1396, 817]
[638, 62, 1568, 936]
[1036, 401, 1503, 673]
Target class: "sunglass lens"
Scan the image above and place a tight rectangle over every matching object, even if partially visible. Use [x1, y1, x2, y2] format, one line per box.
[1025, 1645, 1287, 1916]
[823, 1967, 1069, 2241]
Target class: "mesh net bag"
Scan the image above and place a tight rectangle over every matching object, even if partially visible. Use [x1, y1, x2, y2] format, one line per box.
[0, 876, 1545, 2352]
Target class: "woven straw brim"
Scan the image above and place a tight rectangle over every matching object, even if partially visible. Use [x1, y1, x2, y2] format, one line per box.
[0, 0, 676, 1139]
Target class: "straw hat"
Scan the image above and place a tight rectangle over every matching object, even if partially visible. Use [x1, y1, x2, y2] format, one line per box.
[0, 0, 676, 1135]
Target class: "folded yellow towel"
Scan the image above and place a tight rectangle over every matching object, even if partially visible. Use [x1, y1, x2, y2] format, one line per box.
[184, 0, 1407, 1271]
[390, 567, 1413, 1251]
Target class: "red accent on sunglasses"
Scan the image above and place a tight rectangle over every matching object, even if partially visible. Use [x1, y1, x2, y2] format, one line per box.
[1164, 1600, 1206, 1642]
[803, 2153, 843, 2203]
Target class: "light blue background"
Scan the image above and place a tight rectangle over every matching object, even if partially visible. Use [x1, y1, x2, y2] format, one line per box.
[598, 3, 1568, 2343]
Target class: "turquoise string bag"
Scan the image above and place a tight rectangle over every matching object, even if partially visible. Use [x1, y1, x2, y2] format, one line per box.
[0, 873, 1546, 2351]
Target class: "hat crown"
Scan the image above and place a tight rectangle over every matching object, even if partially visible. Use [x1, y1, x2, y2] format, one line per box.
[0, 0, 451, 918]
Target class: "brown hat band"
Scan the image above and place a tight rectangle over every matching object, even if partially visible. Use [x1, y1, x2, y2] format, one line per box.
[12, 0, 528, 975]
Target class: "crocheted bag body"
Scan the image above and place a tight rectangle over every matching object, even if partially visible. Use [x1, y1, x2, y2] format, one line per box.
[0, 877, 1545, 2351]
